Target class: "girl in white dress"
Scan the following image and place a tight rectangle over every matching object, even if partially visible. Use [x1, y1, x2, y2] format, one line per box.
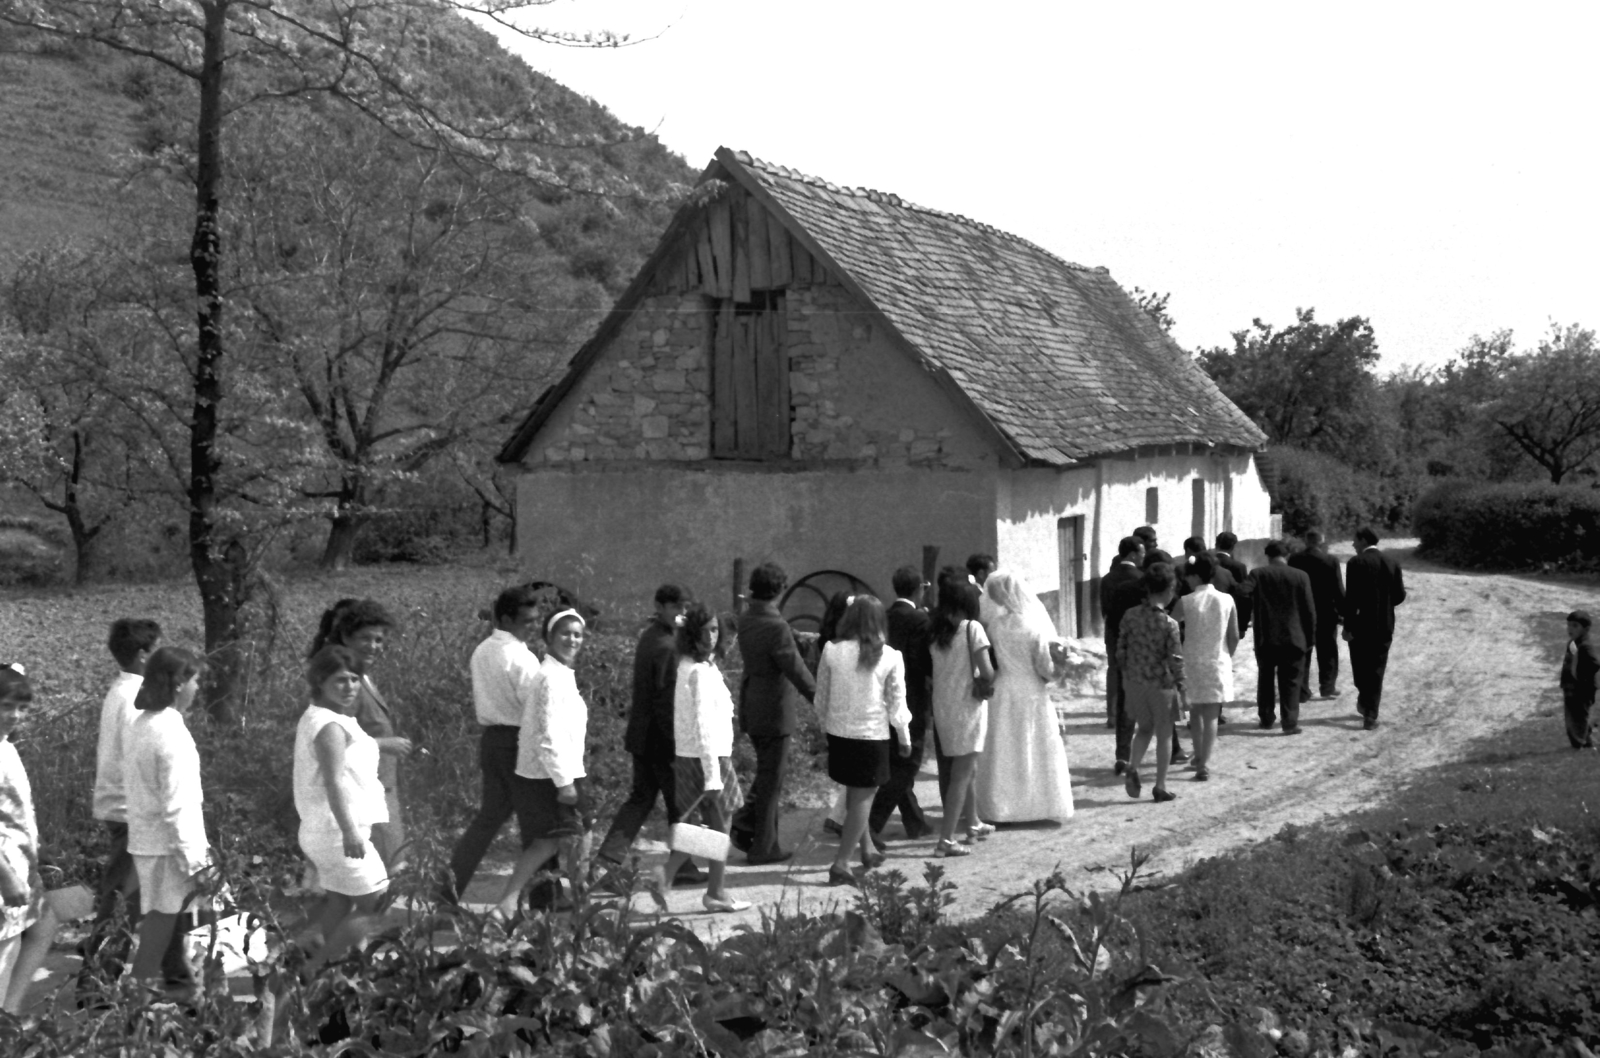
[976, 572, 1074, 823]
[1172, 554, 1239, 781]
[927, 579, 997, 856]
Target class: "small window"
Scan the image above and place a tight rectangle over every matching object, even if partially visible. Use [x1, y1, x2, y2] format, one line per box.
[1145, 486, 1159, 524]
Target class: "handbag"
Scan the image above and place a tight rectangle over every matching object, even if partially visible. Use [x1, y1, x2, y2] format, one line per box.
[968, 622, 996, 701]
[669, 789, 731, 863]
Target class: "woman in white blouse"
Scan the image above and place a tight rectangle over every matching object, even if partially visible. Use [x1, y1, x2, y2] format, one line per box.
[658, 603, 751, 913]
[294, 645, 389, 971]
[815, 595, 912, 887]
[126, 647, 208, 999]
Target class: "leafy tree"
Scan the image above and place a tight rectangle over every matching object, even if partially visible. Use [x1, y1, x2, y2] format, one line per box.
[0, 0, 637, 719]
[1130, 286, 1175, 334]
[1484, 323, 1600, 484]
[1197, 307, 1390, 471]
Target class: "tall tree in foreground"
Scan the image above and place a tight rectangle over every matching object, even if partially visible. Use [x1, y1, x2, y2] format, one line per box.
[0, 0, 629, 719]
[1485, 323, 1600, 484]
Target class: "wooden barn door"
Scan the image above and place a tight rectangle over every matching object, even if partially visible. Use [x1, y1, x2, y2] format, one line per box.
[710, 291, 790, 460]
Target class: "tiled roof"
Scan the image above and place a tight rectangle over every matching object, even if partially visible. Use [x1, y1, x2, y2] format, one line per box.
[722, 148, 1266, 464]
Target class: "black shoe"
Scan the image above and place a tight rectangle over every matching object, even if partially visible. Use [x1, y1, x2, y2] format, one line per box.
[902, 819, 933, 841]
[1170, 747, 1189, 764]
[1217, 713, 1229, 726]
[1363, 717, 1379, 731]
[1258, 719, 1275, 730]
[821, 818, 843, 836]
[672, 863, 709, 887]
[1152, 788, 1177, 803]
[869, 830, 888, 854]
[730, 828, 754, 853]
[1282, 727, 1304, 735]
[747, 849, 794, 866]
[1113, 760, 1127, 776]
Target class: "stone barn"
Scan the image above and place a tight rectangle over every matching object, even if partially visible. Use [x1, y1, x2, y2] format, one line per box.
[498, 148, 1272, 634]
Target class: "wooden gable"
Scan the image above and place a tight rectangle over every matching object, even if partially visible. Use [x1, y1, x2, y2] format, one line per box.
[642, 182, 832, 300]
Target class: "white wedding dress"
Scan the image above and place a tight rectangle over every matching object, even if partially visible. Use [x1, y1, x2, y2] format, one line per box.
[975, 610, 1075, 824]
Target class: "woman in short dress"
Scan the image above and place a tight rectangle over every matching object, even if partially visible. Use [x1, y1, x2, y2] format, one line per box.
[125, 647, 208, 999]
[815, 595, 912, 887]
[1172, 553, 1238, 781]
[660, 603, 751, 913]
[0, 663, 58, 1014]
[927, 579, 997, 857]
[294, 645, 389, 971]
[976, 572, 1074, 823]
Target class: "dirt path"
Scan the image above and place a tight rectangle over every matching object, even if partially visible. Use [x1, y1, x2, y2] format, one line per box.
[599, 543, 1593, 934]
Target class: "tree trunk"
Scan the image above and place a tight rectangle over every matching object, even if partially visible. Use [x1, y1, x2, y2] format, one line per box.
[318, 473, 366, 570]
[189, 2, 241, 724]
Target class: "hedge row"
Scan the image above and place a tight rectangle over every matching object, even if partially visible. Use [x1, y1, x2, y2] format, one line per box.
[1268, 447, 1415, 536]
[1414, 478, 1600, 568]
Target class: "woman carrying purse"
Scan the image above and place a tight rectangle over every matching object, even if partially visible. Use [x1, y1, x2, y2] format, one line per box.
[926, 579, 997, 856]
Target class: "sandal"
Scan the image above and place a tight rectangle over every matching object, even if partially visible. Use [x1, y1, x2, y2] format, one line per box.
[965, 822, 995, 843]
[702, 894, 753, 913]
[827, 865, 858, 888]
[862, 851, 886, 870]
[932, 839, 971, 858]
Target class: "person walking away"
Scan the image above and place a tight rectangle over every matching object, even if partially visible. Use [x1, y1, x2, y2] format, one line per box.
[595, 584, 706, 886]
[495, 609, 593, 920]
[1287, 530, 1345, 701]
[967, 553, 999, 626]
[445, 586, 542, 902]
[869, 567, 934, 843]
[1172, 555, 1238, 780]
[1212, 532, 1253, 635]
[731, 563, 815, 866]
[1101, 537, 1146, 770]
[1116, 564, 1188, 802]
[926, 580, 996, 857]
[1560, 610, 1598, 749]
[81, 618, 161, 989]
[1343, 527, 1406, 731]
[816, 596, 912, 887]
[125, 648, 209, 1001]
[0, 665, 60, 1014]
[1248, 542, 1317, 734]
[660, 605, 752, 912]
[975, 571, 1073, 823]
[817, 590, 857, 839]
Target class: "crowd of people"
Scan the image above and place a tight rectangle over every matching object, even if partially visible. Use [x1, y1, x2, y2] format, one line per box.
[0, 521, 1430, 1008]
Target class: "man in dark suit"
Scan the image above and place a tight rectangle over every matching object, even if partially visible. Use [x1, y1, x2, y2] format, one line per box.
[1248, 541, 1317, 733]
[1213, 532, 1252, 634]
[870, 566, 935, 840]
[1560, 609, 1598, 749]
[1288, 530, 1345, 701]
[1101, 536, 1146, 769]
[731, 562, 815, 865]
[1343, 527, 1406, 730]
[595, 584, 706, 883]
[1134, 526, 1173, 569]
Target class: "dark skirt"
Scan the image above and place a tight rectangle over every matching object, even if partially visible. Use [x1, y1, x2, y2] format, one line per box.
[672, 756, 744, 826]
[509, 776, 585, 840]
[827, 733, 891, 788]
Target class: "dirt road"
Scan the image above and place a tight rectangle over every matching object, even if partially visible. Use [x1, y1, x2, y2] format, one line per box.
[601, 543, 1592, 933]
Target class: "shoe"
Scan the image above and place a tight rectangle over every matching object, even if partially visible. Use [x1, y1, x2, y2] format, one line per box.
[827, 865, 858, 888]
[1217, 713, 1229, 726]
[869, 830, 888, 854]
[1194, 766, 1210, 781]
[863, 852, 886, 870]
[1323, 688, 1341, 698]
[1125, 767, 1142, 799]
[1152, 788, 1177, 803]
[702, 894, 753, 913]
[1113, 760, 1127, 776]
[1170, 747, 1189, 764]
[1363, 718, 1379, 731]
[966, 822, 995, 842]
[1283, 727, 1304, 736]
[1258, 719, 1274, 730]
[902, 820, 934, 841]
[747, 848, 794, 866]
[932, 839, 971, 858]
[822, 818, 843, 836]
[730, 828, 754, 853]
[672, 863, 709, 887]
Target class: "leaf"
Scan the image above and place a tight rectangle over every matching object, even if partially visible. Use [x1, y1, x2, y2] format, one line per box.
[886, 970, 948, 1007]
[888, 1026, 950, 1057]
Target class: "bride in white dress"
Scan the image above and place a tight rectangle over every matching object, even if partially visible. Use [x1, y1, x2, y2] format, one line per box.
[975, 571, 1074, 823]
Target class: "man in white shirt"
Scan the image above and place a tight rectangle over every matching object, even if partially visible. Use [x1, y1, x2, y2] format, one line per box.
[444, 587, 543, 901]
[80, 618, 160, 985]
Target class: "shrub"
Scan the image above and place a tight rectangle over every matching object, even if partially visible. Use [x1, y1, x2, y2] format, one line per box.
[1268, 447, 1417, 536]
[1414, 478, 1600, 569]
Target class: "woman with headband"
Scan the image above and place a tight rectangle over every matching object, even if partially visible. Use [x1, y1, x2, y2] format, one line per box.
[495, 607, 591, 921]
[0, 664, 59, 1014]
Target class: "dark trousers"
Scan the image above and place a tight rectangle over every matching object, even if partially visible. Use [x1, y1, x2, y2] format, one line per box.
[869, 716, 928, 836]
[448, 725, 525, 897]
[597, 750, 680, 864]
[1349, 636, 1393, 720]
[732, 733, 789, 859]
[1257, 645, 1306, 729]
[1111, 659, 1134, 763]
[1300, 619, 1341, 700]
[1564, 690, 1595, 748]
[80, 821, 140, 984]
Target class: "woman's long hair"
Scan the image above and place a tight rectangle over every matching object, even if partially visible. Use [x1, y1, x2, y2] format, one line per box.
[676, 602, 731, 665]
[817, 590, 852, 647]
[134, 647, 204, 712]
[931, 579, 981, 650]
[838, 594, 887, 669]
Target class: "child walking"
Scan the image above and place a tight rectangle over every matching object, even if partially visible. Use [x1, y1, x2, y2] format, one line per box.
[1116, 564, 1189, 802]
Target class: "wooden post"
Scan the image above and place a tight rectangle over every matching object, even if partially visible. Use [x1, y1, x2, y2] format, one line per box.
[922, 545, 939, 607]
[732, 558, 746, 614]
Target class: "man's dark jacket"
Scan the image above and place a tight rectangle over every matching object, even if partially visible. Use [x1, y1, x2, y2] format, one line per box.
[1343, 548, 1406, 641]
[737, 599, 816, 737]
[887, 600, 932, 720]
[1100, 562, 1146, 649]
[1288, 546, 1345, 624]
[1212, 549, 1253, 631]
[624, 616, 678, 757]
[1561, 634, 1600, 702]
[1248, 563, 1317, 652]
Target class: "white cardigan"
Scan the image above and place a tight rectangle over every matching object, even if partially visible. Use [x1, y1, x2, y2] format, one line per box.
[674, 660, 735, 789]
[815, 640, 911, 744]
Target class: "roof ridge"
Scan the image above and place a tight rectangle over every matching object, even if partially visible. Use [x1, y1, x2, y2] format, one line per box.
[724, 148, 1099, 275]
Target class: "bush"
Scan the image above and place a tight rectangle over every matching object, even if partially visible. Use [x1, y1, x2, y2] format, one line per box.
[0, 516, 64, 586]
[1414, 478, 1600, 569]
[1269, 447, 1417, 536]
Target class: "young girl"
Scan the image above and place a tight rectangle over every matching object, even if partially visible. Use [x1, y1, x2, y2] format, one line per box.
[125, 647, 208, 999]
[294, 646, 389, 971]
[0, 664, 59, 1014]
[311, 600, 412, 870]
[927, 579, 996, 857]
[496, 609, 591, 920]
[815, 596, 912, 888]
[660, 605, 750, 913]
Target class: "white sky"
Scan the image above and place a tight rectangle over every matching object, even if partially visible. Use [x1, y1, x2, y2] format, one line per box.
[477, 1, 1598, 371]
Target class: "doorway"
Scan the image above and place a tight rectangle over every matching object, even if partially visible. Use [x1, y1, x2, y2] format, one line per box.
[1056, 515, 1086, 638]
